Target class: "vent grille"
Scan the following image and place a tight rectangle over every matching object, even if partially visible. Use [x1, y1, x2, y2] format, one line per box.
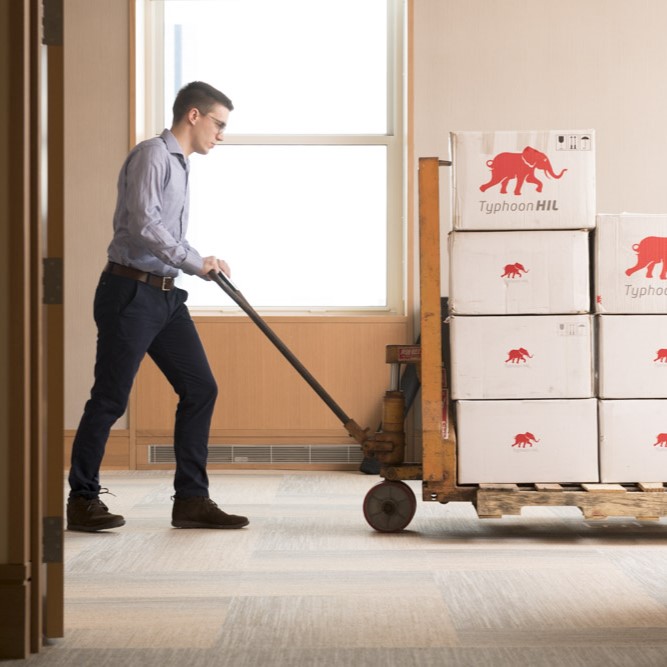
[148, 444, 364, 465]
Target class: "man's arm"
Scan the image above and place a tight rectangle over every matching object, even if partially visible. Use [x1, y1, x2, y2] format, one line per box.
[123, 145, 204, 274]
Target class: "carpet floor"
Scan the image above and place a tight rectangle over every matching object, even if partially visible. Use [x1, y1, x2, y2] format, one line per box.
[9, 470, 667, 666]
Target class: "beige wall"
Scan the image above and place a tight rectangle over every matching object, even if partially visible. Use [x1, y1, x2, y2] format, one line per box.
[64, 0, 129, 428]
[64, 0, 667, 427]
[413, 0, 667, 294]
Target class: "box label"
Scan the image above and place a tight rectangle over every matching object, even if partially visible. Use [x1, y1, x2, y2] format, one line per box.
[501, 262, 530, 279]
[479, 144, 568, 196]
[625, 236, 667, 281]
[505, 347, 533, 364]
[510, 431, 540, 448]
[554, 133, 593, 151]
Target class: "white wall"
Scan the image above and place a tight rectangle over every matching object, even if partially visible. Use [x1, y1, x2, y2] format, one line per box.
[413, 0, 667, 293]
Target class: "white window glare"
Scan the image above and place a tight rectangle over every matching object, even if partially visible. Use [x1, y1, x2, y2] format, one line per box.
[161, 0, 388, 135]
[145, 0, 403, 311]
[178, 145, 388, 308]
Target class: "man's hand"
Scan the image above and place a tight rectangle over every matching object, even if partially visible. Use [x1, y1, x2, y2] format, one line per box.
[201, 256, 231, 279]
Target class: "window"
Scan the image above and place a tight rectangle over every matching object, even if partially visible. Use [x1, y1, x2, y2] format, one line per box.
[139, 0, 405, 312]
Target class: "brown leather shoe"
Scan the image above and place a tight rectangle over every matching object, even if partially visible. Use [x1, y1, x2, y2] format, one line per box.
[172, 497, 249, 529]
[67, 495, 126, 532]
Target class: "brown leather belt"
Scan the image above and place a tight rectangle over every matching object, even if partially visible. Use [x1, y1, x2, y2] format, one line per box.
[104, 261, 176, 291]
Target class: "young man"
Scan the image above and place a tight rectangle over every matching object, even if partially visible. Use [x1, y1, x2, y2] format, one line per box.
[67, 81, 248, 532]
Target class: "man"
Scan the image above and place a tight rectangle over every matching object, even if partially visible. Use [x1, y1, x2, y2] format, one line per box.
[67, 81, 248, 532]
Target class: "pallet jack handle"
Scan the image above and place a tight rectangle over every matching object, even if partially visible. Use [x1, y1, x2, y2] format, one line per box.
[208, 270, 370, 446]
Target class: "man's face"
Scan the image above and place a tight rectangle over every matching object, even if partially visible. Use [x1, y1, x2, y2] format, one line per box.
[192, 103, 230, 155]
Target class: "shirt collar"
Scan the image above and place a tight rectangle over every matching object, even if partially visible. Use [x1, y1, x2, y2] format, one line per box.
[161, 129, 186, 157]
[160, 129, 188, 168]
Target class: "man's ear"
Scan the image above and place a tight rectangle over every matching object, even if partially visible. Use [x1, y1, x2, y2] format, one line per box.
[186, 107, 200, 125]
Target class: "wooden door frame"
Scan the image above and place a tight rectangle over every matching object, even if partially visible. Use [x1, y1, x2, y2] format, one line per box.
[28, 0, 45, 652]
[43, 0, 65, 640]
[2, 0, 34, 659]
[0, 0, 64, 658]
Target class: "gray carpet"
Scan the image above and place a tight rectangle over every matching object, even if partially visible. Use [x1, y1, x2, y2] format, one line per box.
[10, 470, 667, 666]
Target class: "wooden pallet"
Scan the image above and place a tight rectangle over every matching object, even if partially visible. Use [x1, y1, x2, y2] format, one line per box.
[476, 482, 667, 521]
[382, 463, 667, 521]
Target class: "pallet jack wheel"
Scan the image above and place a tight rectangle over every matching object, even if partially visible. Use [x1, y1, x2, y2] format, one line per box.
[363, 480, 417, 532]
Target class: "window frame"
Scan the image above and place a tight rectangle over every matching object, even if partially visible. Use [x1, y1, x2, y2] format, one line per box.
[135, 0, 406, 315]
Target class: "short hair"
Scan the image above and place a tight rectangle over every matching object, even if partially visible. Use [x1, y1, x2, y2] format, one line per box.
[172, 81, 234, 123]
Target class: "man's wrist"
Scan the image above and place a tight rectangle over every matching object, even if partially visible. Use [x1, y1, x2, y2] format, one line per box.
[179, 249, 205, 276]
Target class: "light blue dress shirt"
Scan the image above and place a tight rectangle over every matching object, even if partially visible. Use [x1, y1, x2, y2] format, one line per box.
[107, 129, 203, 278]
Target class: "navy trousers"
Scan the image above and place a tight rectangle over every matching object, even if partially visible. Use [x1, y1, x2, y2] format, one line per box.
[69, 272, 218, 499]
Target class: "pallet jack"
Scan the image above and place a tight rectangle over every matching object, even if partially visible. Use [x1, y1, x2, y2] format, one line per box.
[209, 156, 667, 533]
[208, 269, 410, 471]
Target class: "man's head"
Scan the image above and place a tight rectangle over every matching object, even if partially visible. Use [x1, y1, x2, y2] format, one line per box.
[171, 81, 234, 156]
[172, 81, 234, 123]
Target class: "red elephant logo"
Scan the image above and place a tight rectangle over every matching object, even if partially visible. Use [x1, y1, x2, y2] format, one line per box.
[480, 146, 567, 195]
[505, 348, 533, 363]
[501, 262, 529, 279]
[625, 237, 667, 280]
[653, 433, 667, 447]
[511, 432, 540, 448]
[654, 349, 667, 363]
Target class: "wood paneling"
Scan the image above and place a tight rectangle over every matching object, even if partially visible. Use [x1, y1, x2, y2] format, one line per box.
[136, 316, 409, 440]
[64, 431, 131, 471]
[65, 317, 410, 470]
[66, 318, 409, 471]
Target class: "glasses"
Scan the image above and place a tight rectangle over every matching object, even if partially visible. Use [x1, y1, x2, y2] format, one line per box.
[206, 113, 226, 137]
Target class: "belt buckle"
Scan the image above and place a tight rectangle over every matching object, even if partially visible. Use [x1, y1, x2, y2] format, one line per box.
[161, 276, 174, 291]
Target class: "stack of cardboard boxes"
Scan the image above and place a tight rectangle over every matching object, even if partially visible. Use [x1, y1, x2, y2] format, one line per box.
[447, 130, 598, 483]
[596, 214, 667, 482]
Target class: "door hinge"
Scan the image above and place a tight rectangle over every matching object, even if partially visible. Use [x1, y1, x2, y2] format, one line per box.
[43, 516, 63, 564]
[42, 0, 64, 46]
[43, 257, 63, 305]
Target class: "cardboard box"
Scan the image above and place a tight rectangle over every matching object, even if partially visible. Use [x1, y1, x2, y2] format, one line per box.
[599, 400, 667, 482]
[449, 230, 590, 314]
[451, 130, 596, 230]
[450, 315, 594, 399]
[456, 399, 599, 484]
[595, 213, 667, 313]
[598, 315, 667, 398]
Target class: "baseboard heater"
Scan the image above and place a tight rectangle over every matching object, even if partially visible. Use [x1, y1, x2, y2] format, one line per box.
[148, 444, 364, 465]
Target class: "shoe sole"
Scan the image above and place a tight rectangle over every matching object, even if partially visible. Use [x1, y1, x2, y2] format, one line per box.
[171, 519, 249, 529]
[67, 518, 126, 532]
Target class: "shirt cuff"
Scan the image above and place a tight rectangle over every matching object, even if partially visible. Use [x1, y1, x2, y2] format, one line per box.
[179, 248, 205, 276]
